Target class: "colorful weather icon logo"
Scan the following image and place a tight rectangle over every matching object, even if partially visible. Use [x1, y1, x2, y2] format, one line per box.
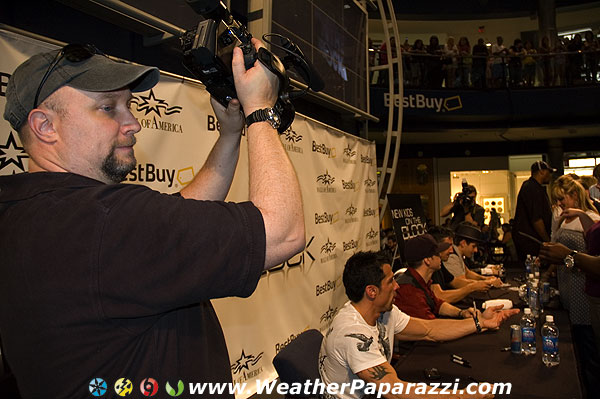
[165, 380, 185, 397]
[114, 378, 133, 396]
[140, 378, 159, 396]
[89, 378, 107, 397]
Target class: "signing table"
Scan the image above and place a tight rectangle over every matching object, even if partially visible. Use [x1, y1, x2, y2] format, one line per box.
[395, 274, 582, 399]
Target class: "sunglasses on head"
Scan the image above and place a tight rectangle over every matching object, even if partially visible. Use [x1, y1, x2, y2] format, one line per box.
[34, 43, 104, 109]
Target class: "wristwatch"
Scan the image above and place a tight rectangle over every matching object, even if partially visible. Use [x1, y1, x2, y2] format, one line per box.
[246, 107, 281, 129]
[564, 250, 578, 269]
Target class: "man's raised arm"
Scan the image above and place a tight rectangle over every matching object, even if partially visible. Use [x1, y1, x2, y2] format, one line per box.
[231, 38, 305, 269]
[180, 98, 244, 201]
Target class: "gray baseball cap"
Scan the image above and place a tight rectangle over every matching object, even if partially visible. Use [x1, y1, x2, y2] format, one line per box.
[3, 45, 160, 131]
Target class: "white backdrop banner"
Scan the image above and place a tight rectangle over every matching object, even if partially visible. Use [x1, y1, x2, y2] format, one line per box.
[0, 29, 380, 398]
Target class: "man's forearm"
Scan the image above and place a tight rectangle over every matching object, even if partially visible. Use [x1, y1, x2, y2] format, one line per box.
[465, 268, 485, 280]
[574, 253, 600, 278]
[440, 202, 454, 217]
[449, 276, 471, 288]
[180, 133, 241, 200]
[432, 284, 472, 304]
[533, 218, 551, 242]
[247, 123, 305, 269]
[438, 302, 462, 318]
[424, 318, 476, 341]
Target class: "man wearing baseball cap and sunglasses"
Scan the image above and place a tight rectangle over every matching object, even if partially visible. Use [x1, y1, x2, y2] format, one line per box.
[0, 40, 304, 398]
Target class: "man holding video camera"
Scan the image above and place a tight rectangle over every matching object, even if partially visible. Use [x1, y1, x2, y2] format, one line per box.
[441, 182, 485, 230]
[0, 36, 304, 399]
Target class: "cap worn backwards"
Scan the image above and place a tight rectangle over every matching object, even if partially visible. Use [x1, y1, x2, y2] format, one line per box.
[531, 160, 557, 173]
[404, 234, 451, 263]
[3, 45, 160, 131]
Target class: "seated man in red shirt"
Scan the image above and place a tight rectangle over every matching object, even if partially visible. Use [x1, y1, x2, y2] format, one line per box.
[394, 234, 477, 319]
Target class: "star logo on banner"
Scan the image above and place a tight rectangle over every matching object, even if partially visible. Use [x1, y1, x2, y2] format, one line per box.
[0, 131, 28, 173]
[230, 349, 264, 375]
[320, 306, 338, 324]
[343, 144, 356, 158]
[131, 89, 182, 117]
[321, 238, 336, 254]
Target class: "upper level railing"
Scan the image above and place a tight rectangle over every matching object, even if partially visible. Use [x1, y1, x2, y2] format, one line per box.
[370, 49, 600, 89]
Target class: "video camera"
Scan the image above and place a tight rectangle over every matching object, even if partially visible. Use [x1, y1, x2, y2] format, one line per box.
[181, 0, 324, 133]
[456, 178, 475, 209]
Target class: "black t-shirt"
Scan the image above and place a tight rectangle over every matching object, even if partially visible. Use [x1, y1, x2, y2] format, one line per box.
[0, 172, 266, 399]
[431, 264, 455, 291]
[513, 176, 552, 258]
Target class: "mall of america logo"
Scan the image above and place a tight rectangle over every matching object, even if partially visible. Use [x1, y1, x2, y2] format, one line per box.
[343, 144, 357, 159]
[364, 177, 377, 193]
[320, 238, 337, 263]
[320, 306, 338, 324]
[345, 203, 358, 224]
[230, 349, 264, 384]
[131, 89, 183, 133]
[316, 170, 336, 193]
[282, 127, 303, 153]
[366, 228, 380, 247]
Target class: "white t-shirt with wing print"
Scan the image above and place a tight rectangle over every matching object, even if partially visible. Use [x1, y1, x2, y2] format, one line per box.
[319, 301, 410, 399]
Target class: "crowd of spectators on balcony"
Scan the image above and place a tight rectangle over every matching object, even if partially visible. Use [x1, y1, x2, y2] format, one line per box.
[371, 31, 600, 89]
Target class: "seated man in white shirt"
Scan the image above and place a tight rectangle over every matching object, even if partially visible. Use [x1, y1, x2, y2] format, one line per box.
[318, 251, 517, 399]
[444, 223, 502, 287]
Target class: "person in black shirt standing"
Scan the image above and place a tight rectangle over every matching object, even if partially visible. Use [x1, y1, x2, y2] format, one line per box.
[513, 161, 555, 261]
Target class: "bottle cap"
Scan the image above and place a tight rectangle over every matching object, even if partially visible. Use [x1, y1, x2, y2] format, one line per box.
[524, 308, 531, 314]
[546, 315, 554, 322]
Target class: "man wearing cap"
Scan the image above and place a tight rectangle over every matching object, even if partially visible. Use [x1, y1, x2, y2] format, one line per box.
[444, 223, 503, 286]
[0, 40, 305, 398]
[427, 226, 492, 304]
[319, 251, 516, 399]
[513, 160, 555, 261]
[394, 234, 483, 319]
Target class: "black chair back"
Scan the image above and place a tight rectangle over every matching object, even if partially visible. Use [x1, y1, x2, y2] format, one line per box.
[272, 329, 323, 397]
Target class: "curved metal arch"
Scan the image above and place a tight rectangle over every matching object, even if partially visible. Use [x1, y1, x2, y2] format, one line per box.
[373, 0, 404, 222]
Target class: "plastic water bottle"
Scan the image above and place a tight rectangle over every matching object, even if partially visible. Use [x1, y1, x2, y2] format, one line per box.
[529, 279, 540, 318]
[532, 256, 540, 277]
[542, 315, 560, 367]
[526, 274, 534, 303]
[520, 308, 537, 355]
[525, 254, 533, 275]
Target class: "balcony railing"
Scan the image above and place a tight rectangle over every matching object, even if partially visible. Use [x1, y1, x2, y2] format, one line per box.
[370, 50, 600, 89]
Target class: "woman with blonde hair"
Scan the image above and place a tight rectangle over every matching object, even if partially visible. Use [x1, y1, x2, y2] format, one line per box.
[550, 174, 600, 395]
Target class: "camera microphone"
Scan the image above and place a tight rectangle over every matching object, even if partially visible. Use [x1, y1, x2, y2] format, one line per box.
[279, 37, 325, 92]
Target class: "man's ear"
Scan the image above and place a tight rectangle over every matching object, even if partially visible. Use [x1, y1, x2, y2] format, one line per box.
[365, 285, 378, 300]
[28, 109, 58, 144]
